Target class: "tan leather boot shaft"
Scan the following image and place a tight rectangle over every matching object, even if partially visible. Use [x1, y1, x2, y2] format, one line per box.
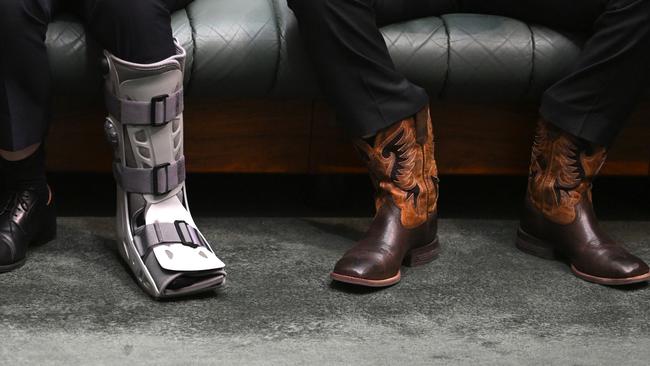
[353, 106, 439, 229]
[527, 119, 606, 225]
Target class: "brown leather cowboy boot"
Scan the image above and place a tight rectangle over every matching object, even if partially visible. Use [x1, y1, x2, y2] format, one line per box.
[517, 119, 650, 285]
[330, 105, 440, 287]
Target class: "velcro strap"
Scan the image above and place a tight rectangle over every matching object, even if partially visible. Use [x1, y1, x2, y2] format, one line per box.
[105, 88, 184, 126]
[113, 156, 186, 195]
[134, 221, 207, 257]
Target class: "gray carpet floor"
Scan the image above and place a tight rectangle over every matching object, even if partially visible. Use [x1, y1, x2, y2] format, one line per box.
[1, 217, 649, 365]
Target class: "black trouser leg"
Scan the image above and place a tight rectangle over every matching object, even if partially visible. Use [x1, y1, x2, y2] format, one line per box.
[465, 0, 650, 146]
[457, 1, 650, 145]
[0, 0, 190, 152]
[80, 0, 192, 64]
[537, 0, 650, 146]
[287, 0, 452, 137]
[0, 0, 59, 151]
[289, 0, 650, 145]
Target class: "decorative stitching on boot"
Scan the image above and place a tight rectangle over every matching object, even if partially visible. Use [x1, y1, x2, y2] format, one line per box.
[528, 120, 607, 225]
[354, 107, 439, 229]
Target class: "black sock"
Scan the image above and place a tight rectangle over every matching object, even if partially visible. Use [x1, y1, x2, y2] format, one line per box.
[1, 145, 49, 201]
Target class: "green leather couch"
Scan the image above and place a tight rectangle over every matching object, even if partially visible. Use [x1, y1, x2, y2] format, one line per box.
[52, 0, 650, 176]
[46, 0, 583, 101]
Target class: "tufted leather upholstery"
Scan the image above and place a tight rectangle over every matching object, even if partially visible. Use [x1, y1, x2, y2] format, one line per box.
[46, 0, 584, 100]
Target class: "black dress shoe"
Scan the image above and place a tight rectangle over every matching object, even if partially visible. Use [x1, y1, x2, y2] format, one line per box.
[0, 189, 56, 273]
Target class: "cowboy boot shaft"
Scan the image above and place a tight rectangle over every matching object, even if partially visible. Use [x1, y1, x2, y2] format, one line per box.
[526, 120, 606, 226]
[354, 106, 439, 229]
[522, 119, 610, 253]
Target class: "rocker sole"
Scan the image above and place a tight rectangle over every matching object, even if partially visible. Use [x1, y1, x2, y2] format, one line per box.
[157, 276, 227, 300]
[120, 241, 227, 300]
[516, 228, 650, 286]
[330, 237, 440, 288]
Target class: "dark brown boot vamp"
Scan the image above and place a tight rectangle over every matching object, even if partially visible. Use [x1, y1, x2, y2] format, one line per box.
[551, 202, 649, 279]
[523, 198, 650, 279]
[333, 246, 397, 280]
[571, 241, 650, 279]
[333, 202, 437, 280]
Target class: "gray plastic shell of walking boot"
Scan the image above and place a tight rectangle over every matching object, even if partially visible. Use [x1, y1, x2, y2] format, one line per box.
[103, 41, 226, 299]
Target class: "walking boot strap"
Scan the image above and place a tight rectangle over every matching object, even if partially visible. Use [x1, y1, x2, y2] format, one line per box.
[113, 156, 186, 195]
[105, 88, 184, 126]
[105, 73, 186, 196]
[133, 221, 222, 272]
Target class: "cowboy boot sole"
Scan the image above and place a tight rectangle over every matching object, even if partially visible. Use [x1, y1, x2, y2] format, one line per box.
[516, 228, 650, 285]
[570, 266, 650, 286]
[330, 271, 402, 287]
[330, 238, 440, 287]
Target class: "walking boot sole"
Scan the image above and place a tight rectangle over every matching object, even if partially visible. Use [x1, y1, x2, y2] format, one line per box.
[330, 238, 440, 287]
[516, 228, 650, 286]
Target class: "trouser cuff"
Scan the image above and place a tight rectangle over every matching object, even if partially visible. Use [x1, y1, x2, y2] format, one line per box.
[342, 84, 430, 138]
[540, 94, 619, 147]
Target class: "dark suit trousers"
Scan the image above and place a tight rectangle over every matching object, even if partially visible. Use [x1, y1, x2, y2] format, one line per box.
[288, 0, 650, 146]
[0, 0, 190, 151]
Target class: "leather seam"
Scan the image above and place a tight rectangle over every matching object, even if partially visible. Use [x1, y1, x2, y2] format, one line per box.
[524, 23, 536, 100]
[184, 6, 198, 95]
[268, 0, 283, 95]
[438, 15, 451, 100]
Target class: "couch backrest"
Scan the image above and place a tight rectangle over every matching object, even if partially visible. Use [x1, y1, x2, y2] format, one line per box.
[46, 0, 584, 101]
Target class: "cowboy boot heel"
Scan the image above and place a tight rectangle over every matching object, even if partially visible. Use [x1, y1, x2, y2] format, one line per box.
[403, 237, 441, 267]
[515, 228, 555, 260]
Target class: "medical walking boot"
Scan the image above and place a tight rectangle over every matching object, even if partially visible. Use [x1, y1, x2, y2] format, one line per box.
[103, 41, 226, 298]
